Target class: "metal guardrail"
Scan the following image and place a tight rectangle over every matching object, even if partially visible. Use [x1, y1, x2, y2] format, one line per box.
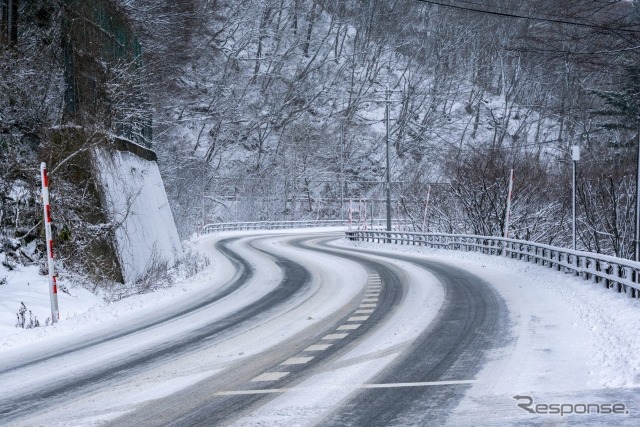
[346, 230, 640, 298]
[203, 219, 412, 234]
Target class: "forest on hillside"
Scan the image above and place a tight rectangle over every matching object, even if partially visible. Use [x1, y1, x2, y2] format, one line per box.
[1, 0, 640, 264]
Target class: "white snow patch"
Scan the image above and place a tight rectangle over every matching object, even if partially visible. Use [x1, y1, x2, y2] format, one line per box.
[0, 263, 102, 347]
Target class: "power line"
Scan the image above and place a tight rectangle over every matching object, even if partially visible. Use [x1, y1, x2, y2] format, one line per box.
[412, 0, 640, 33]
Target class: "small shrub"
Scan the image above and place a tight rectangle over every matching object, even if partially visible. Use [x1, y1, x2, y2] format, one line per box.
[15, 302, 41, 329]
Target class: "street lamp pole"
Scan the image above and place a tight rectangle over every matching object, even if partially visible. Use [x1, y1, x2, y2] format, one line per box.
[385, 86, 392, 232]
[635, 120, 640, 261]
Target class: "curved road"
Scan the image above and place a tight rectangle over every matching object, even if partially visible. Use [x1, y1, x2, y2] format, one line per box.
[0, 232, 509, 426]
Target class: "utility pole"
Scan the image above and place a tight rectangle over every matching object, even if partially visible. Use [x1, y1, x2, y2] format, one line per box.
[351, 85, 400, 231]
[572, 145, 580, 251]
[340, 122, 345, 222]
[385, 86, 392, 232]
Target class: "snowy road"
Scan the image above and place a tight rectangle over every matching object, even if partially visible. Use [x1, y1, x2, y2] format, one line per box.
[1, 231, 639, 426]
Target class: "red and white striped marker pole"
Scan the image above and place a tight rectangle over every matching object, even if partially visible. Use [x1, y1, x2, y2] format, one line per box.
[40, 162, 59, 324]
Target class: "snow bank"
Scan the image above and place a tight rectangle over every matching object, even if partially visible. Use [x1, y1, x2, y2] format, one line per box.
[94, 147, 183, 283]
[0, 263, 102, 347]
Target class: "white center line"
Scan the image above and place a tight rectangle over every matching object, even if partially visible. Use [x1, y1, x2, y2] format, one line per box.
[281, 356, 314, 365]
[362, 380, 477, 388]
[337, 324, 361, 330]
[251, 372, 290, 382]
[322, 333, 349, 340]
[304, 344, 332, 351]
[217, 380, 477, 396]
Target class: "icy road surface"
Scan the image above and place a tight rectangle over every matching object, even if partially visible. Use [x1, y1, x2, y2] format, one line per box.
[1, 230, 639, 426]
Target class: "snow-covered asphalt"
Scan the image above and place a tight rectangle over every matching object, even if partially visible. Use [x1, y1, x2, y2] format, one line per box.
[1, 230, 639, 426]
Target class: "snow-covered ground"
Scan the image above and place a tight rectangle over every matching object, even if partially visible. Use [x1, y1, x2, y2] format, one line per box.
[2, 230, 640, 425]
[0, 263, 101, 348]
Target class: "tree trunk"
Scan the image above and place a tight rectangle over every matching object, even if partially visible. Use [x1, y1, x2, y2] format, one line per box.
[303, 1, 317, 57]
[254, 2, 272, 79]
[1, 0, 9, 43]
[292, 0, 298, 35]
[10, 0, 17, 45]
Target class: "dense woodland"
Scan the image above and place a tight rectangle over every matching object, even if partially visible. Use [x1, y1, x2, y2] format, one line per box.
[1, 0, 640, 267]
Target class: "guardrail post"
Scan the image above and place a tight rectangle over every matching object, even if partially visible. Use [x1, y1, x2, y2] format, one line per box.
[620, 266, 633, 294]
[605, 263, 613, 289]
[615, 265, 621, 293]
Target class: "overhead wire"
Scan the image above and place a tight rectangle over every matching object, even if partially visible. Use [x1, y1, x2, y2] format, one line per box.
[412, 0, 640, 33]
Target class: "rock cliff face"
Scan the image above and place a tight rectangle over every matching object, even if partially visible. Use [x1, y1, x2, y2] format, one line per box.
[94, 142, 182, 283]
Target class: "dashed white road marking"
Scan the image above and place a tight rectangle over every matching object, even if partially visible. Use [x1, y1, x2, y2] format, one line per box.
[323, 333, 348, 340]
[215, 388, 290, 396]
[304, 344, 332, 351]
[360, 303, 377, 308]
[281, 356, 314, 365]
[251, 372, 290, 382]
[337, 324, 361, 330]
[348, 316, 369, 321]
[363, 298, 379, 302]
[355, 309, 374, 314]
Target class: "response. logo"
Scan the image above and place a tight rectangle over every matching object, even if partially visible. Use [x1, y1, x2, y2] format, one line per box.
[513, 395, 629, 416]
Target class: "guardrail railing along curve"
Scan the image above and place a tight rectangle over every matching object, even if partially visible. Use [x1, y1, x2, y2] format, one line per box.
[345, 230, 640, 299]
[203, 219, 411, 234]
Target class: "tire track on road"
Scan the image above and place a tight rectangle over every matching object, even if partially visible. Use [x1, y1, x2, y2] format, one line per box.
[320, 247, 510, 426]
